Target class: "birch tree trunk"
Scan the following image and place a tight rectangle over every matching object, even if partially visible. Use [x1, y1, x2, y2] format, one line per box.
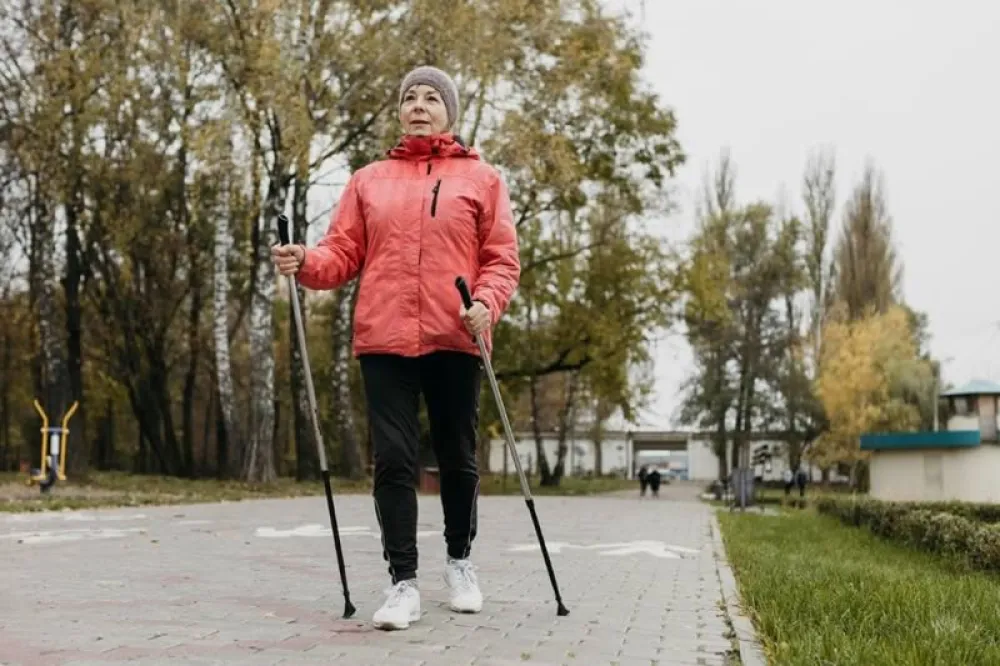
[213, 182, 240, 478]
[243, 178, 285, 483]
[333, 279, 363, 479]
[290, 172, 319, 480]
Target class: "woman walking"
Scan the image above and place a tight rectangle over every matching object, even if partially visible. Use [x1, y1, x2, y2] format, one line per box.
[272, 66, 520, 630]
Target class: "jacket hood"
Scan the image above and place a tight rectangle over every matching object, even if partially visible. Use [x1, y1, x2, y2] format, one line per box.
[387, 133, 480, 161]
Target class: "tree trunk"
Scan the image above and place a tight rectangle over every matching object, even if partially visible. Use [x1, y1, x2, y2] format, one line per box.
[784, 294, 802, 478]
[127, 380, 169, 474]
[202, 387, 215, 475]
[91, 399, 115, 471]
[590, 399, 614, 477]
[529, 375, 553, 485]
[150, 350, 183, 474]
[0, 324, 10, 470]
[215, 387, 230, 479]
[63, 198, 86, 473]
[244, 178, 285, 483]
[213, 183, 240, 478]
[714, 420, 728, 482]
[333, 281, 363, 479]
[181, 274, 202, 477]
[290, 172, 319, 480]
[32, 189, 71, 462]
[58, 3, 88, 475]
[551, 372, 580, 483]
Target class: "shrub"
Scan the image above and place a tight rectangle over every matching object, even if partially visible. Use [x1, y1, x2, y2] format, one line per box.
[815, 495, 1000, 573]
[918, 501, 1000, 523]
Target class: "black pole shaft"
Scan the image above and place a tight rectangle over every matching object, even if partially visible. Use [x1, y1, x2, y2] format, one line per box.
[454, 275, 569, 616]
[277, 214, 356, 619]
[323, 470, 356, 619]
[526, 498, 569, 615]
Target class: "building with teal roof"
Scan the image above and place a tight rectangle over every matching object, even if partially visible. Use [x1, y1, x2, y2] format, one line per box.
[861, 380, 1000, 502]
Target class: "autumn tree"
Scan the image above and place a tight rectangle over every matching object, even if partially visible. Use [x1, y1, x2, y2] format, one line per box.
[802, 147, 837, 366]
[0, 0, 683, 484]
[814, 305, 933, 487]
[680, 153, 806, 482]
[831, 162, 902, 320]
[820, 160, 935, 476]
[679, 156, 738, 481]
[470, 2, 683, 485]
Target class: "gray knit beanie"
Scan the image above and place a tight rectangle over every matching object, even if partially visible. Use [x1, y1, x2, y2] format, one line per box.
[398, 66, 459, 129]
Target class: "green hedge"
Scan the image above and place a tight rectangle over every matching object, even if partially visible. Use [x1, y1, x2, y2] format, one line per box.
[815, 496, 1000, 573]
[914, 501, 1000, 523]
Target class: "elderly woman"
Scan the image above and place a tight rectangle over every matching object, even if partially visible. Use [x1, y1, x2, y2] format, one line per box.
[272, 66, 520, 631]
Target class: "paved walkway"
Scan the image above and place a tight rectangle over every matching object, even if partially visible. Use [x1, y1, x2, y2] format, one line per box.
[1, 490, 750, 665]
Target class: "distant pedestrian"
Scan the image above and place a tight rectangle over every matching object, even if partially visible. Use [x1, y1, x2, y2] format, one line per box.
[648, 468, 662, 498]
[795, 467, 808, 498]
[638, 465, 649, 498]
[783, 468, 794, 498]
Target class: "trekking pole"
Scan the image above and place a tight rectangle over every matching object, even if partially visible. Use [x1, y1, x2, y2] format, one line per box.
[455, 277, 569, 617]
[278, 214, 357, 619]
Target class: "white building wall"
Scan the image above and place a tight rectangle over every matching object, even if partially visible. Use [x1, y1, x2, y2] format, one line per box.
[687, 438, 724, 481]
[487, 435, 630, 476]
[871, 446, 1000, 503]
[686, 438, 829, 482]
[485, 433, 836, 482]
[947, 415, 980, 431]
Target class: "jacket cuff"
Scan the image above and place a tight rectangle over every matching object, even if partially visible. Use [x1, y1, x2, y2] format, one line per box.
[297, 246, 319, 286]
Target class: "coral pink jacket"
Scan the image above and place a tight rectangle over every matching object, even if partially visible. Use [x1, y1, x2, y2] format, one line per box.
[298, 133, 520, 358]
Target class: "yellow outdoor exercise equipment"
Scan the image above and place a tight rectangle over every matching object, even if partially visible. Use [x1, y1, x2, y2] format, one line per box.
[27, 400, 78, 493]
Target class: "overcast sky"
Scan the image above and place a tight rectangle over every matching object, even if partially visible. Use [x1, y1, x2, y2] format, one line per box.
[306, 2, 998, 432]
[614, 0, 1000, 429]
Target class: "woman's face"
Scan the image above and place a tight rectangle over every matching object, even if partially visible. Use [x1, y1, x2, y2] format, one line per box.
[399, 84, 449, 136]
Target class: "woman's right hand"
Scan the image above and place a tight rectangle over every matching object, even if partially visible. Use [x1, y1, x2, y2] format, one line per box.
[271, 244, 305, 276]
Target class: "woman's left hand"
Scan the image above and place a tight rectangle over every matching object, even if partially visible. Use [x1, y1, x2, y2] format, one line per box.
[460, 301, 491, 336]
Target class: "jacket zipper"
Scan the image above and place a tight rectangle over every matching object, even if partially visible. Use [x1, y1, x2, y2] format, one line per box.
[430, 179, 441, 217]
[416, 160, 431, 350]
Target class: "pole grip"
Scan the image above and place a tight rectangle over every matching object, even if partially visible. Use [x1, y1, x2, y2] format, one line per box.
[455, 276, 474, 309]
[277, 214, 291, 246]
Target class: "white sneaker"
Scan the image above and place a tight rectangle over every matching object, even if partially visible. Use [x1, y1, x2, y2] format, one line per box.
[372, 580, 421, 630]
[444, 557, 483, 613]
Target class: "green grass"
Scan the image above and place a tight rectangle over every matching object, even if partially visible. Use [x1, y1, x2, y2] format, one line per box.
[705, 484, 856, 510]
[0, 471, 634, 513]
[718, 508, 1000, 665]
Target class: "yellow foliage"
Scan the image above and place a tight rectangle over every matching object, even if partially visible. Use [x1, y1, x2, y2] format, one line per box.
[813, 305, 923, 467]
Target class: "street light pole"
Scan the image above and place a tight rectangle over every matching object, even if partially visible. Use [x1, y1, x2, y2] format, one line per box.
[933, 373, 940, 432]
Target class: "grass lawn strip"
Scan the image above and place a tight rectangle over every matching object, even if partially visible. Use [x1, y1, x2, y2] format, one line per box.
[718, 509, 1000, 666]
[0, 471, 636, 512]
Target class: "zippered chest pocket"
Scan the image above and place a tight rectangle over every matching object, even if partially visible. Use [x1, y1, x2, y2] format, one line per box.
[424, 177, 480, 244]
[430, 179, 441, 217]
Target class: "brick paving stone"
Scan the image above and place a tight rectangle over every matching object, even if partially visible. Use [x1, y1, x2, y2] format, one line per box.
[0, 485, 751, 665]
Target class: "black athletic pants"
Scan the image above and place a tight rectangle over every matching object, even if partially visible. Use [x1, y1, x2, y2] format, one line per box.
[360, 351, 482, 584]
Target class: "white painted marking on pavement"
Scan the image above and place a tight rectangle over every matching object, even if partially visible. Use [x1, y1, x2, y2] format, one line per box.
[254, 524, 439, 539]
[3, 513, 147, 524]
[509, 542, 579, 554]
[507, 540, 701, 559]
[0, 527, 144, 544]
